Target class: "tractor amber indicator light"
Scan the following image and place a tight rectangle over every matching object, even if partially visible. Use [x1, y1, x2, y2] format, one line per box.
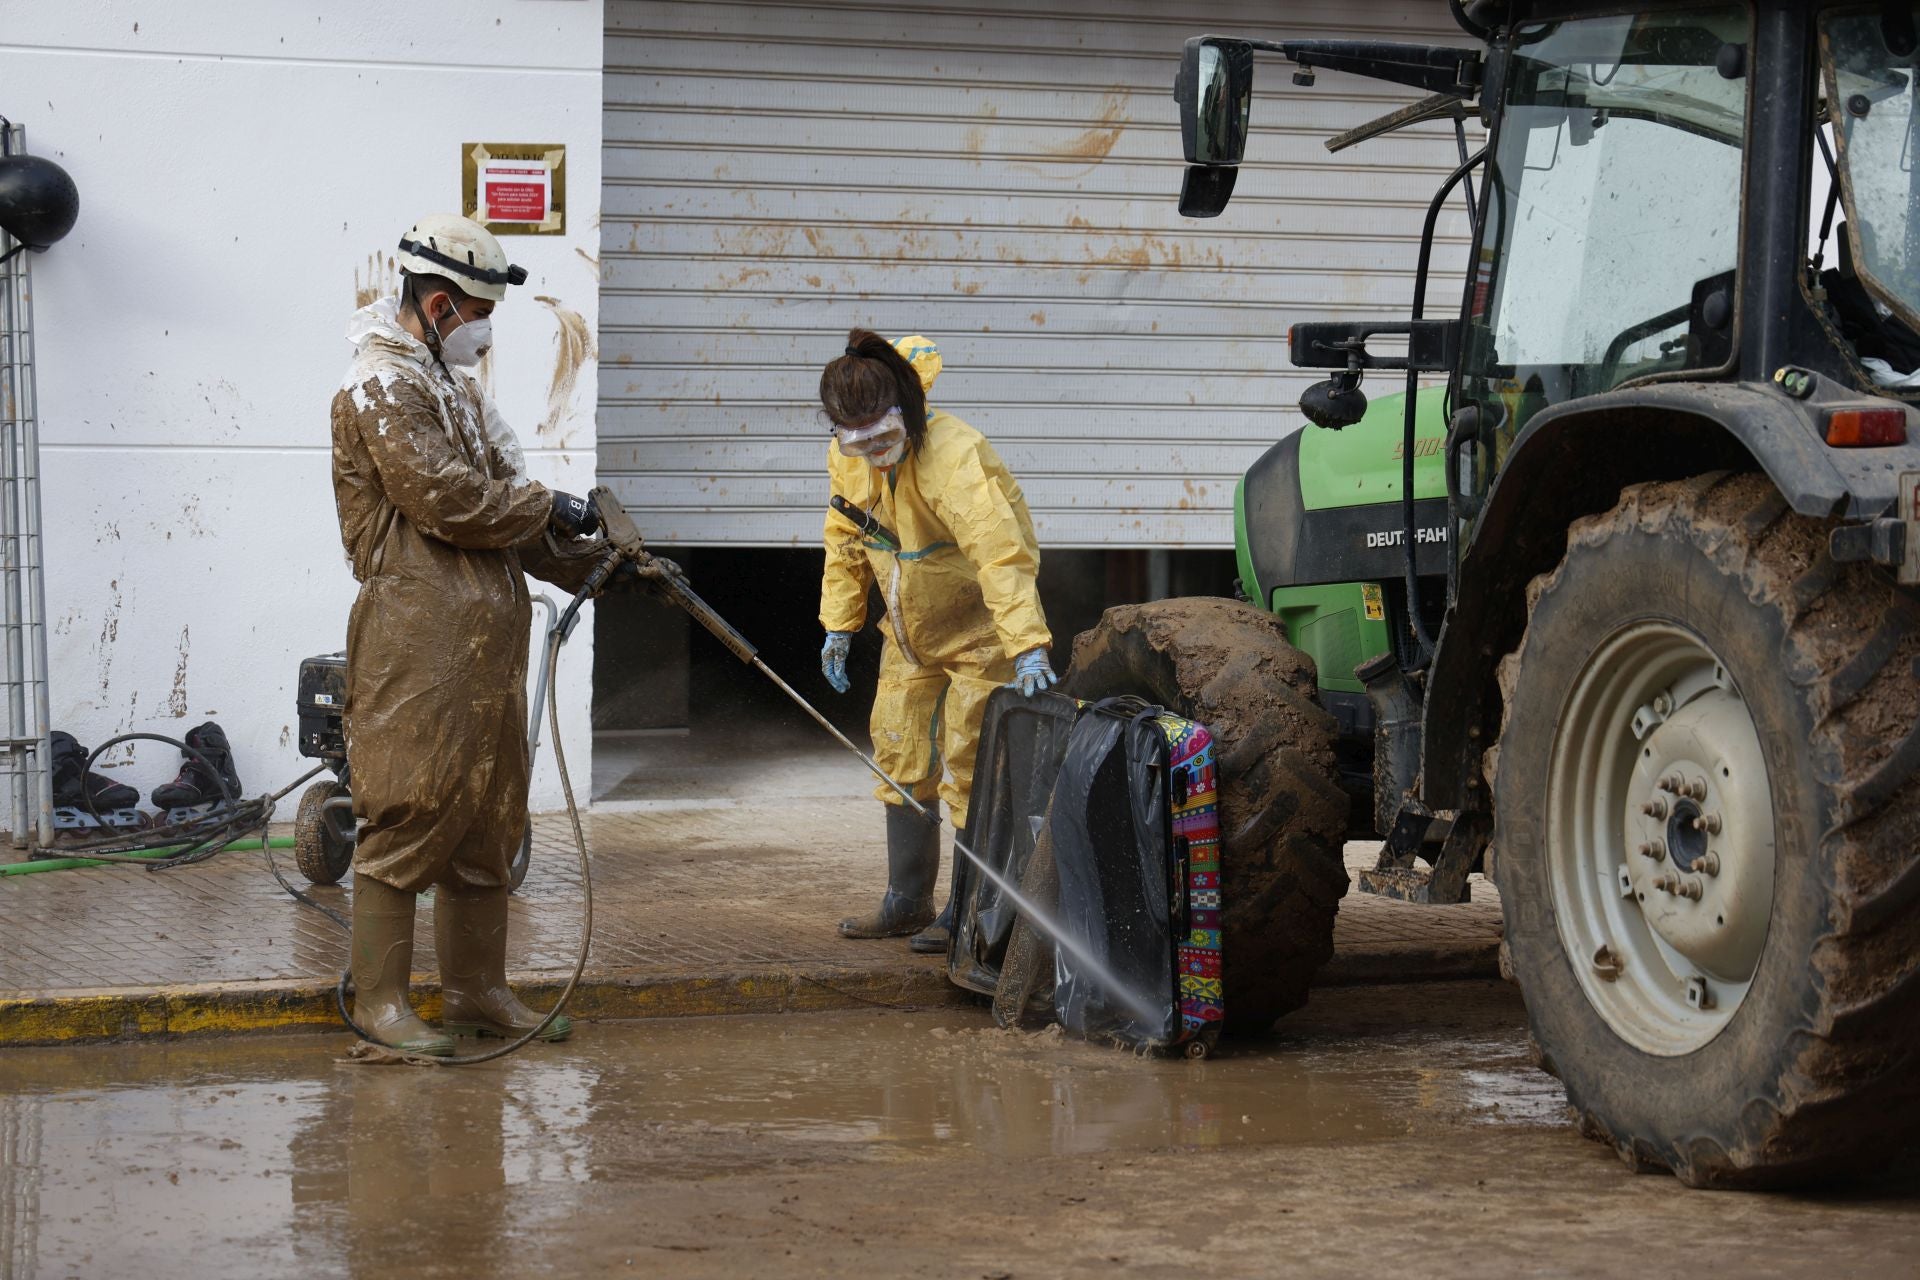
[1825, 407, 1908, 447]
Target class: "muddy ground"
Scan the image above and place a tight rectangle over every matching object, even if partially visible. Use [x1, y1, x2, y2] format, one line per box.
[3, 981, 1916, 1279]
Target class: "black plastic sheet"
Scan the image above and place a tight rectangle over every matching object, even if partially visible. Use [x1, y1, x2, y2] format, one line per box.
[1047, 703, 1178, 1047]
[949, 693, 1197, 1051]
[946, 688, 1079, 995]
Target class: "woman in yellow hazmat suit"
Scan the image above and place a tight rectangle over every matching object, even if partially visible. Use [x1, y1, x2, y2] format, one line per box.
[818, 330, 1056, 953]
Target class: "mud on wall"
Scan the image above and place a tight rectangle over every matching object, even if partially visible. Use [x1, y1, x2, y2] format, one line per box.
[8, 1, 604, 810]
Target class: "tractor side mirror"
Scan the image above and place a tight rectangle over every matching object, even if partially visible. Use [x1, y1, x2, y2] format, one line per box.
[1174, 37, 1254, 165]
[1300, 371, 1369, 430]
[1178, 165, 1238, 218]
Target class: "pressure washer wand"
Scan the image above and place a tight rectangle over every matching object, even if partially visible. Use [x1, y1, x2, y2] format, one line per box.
[645, 562, 912, 812]
[582, 488, 1164, 1027]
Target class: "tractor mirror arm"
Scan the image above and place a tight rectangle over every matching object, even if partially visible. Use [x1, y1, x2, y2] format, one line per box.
[1288, 320, 1461, 373]
[1248, 39, 1483, 98]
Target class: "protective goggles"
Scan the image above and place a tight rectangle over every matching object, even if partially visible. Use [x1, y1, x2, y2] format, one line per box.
[831, 407, 906, 458]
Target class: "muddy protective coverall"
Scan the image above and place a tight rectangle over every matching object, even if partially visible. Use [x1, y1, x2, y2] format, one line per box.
[820, 341, 1050, 830]
[330, 298, 601, 893]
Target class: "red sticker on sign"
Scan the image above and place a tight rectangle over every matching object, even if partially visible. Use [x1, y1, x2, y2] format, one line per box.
[482, 164, 549, 222]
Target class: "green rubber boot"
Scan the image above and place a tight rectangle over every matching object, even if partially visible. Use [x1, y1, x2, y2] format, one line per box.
[838, 802, 940, 939]
[435, 882, 572, 1042]
[350, 874, 456, 1057]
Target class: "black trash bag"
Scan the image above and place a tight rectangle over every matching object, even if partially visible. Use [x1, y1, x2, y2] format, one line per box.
[1047, 699, 1182, 1048]
[946, 687, 1080, 995]
[952, 692, 1224, 1056]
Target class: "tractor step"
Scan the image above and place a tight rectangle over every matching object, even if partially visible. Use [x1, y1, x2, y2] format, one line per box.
[1356, 865, 1471, 905]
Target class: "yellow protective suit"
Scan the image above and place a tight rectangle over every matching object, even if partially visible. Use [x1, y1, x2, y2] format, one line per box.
[819, 337, 1050, 830]
[330, 297, 601, 893]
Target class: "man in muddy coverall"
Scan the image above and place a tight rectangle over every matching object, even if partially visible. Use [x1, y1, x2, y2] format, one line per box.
[330, 213, 659, 1056]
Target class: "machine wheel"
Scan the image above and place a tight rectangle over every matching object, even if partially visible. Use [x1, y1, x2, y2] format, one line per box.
[1493, 472, 1920, 1188]
[1066, 597, 1349, 1033]
[293, 780, 354, 886]
[507, 821, 532, 893]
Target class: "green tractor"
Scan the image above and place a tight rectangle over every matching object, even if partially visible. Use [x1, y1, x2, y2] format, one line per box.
[1067, 1, 1920, 1188]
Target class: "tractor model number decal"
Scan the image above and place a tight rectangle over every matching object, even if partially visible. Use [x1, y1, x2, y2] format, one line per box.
[1365, 527, 1448, 549]
[1391, 437, 1446, 460]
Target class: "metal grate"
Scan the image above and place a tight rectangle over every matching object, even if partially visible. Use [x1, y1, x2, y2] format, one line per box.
[0, 119, 55, 850]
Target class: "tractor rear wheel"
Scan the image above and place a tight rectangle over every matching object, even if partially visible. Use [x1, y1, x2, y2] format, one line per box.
[1065, 598, 1349, 1033]
[1493, 472, 1920, 1188]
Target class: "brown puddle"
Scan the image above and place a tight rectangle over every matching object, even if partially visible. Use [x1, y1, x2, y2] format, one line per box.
[0, 983, 1563, 1276]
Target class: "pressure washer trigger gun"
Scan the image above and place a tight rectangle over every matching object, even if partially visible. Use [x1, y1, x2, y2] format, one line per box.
[559, 486, 760, 667]
[557, 487, 647, 640]
[829, 495, 900, 552]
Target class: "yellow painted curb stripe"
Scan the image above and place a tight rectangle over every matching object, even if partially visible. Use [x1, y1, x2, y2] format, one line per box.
[0, 964, 967, 1047]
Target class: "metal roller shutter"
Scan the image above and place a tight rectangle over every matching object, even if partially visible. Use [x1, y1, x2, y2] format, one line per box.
[600, 1, 1473, 548]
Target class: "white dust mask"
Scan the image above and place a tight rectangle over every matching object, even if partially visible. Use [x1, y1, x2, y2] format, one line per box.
[438, 313, 492, 368]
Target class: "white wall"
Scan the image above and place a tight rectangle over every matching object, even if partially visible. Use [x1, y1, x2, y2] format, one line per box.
[4, 1, 604, 812]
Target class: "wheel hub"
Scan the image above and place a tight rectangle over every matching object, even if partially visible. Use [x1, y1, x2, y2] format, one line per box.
[1546, 622, 1779, 1056]
[1664, 797, 1708, 871]
[1627, 694, 1773, 984]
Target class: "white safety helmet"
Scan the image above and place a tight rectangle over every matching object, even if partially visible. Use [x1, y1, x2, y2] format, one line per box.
[396, 213, 526, 303]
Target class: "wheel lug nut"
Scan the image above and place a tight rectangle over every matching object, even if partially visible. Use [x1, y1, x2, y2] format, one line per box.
[1658, 773, 1683, 793]
[1678, 877, 1704, 901]
[1641, 799, 1668, 819]
[1638, 838, 1666, 862]
[1692, 811, 1722, 835]
[1700, 852, 1721, 877]
[1686, 776, 1708, 802]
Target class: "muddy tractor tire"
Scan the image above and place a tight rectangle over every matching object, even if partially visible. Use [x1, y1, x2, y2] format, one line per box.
[1493, 473, 1920, 1188]
[1065, 598, 1350, 1034]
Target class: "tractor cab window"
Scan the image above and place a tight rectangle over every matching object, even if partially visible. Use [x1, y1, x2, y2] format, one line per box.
[1461, 8, 1749, 443]
[1822, 5, 1920, 386]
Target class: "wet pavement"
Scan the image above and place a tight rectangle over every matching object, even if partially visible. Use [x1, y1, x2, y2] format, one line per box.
[1, 735, 1503, 1042]
[3, 980, 1914, 1279]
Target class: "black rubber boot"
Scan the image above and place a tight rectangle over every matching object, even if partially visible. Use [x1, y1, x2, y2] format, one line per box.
[152, 721, 243, 809]
[50, 731, 139, 811]
[909, 825, 967, 955]
[838, 803, 939, 938]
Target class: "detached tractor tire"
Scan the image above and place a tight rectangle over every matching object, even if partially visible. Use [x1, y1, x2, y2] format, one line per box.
[293, 780, 354, 886]
[1493, 472, 1920, 1188]
[1065, 598, 1349, 1034]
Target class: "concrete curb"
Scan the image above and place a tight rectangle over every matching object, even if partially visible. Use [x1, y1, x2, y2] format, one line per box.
[1318, 942, 1502, 986]
[0, 941, 1501, 1048]
[0, 962, 971, 1048]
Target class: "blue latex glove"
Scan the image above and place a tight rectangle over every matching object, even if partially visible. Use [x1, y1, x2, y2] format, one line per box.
[821, 631, 853, 694]
[1011, 647, 1057, 698]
